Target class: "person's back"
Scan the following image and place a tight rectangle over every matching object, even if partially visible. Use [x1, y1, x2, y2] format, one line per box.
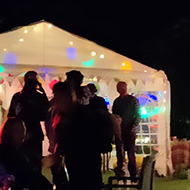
[8, 71, 49, 173]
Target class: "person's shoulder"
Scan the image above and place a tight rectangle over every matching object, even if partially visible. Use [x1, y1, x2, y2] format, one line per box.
[11, 92, 21, 100]
[127, 94, 137, 100]
[113, 96, 120, 101]
[96, 95, 105, 101]
[13, 92, 21, 97]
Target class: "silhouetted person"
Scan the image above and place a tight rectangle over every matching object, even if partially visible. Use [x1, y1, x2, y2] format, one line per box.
[112, 81, 140, 180]
[65, 70, 84, 102]
[8, 71, 49, 173]
[54, 71, 113, 190]
[45, 82, 69, 190]
[87, 83, 108, 111]
[0, 117, 53, 190]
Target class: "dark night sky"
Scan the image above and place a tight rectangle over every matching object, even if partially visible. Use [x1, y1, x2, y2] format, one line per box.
[1, 2, 190, 137]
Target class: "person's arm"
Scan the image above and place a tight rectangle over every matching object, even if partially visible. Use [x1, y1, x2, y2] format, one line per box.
[133, 97, 141, 126]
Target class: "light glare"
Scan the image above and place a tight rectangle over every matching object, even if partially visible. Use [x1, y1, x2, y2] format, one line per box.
[91, 51, 96, 56]
[100, 54, 104, 59]
[48, 24, 52, 28]
[19, 38, 24, 42]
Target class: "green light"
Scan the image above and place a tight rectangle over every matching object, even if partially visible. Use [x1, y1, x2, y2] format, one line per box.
[140, 106, 165, 119]
[82, 58, 94, 67]
[0, 65, 4, 73]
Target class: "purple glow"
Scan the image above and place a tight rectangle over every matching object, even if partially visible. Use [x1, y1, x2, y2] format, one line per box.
[3, 53, 17, 64]
[66, 47, 76, 60]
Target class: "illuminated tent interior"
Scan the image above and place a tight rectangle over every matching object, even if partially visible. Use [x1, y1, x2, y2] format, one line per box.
[0, 20, 172, 176]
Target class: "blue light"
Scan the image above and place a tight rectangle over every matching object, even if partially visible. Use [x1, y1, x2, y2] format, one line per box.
[67, 47, 76, 60]
[40, 68, 52, 74]
[147, 94, 158, 101]
[104, 96, 110, 106]
[3, 53, 17, 64]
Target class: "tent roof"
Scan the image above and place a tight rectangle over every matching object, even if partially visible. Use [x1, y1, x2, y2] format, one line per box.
[0, 20, 157, 73]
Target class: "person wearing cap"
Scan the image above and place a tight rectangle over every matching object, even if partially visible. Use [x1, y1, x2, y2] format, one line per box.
[8, 70, 49, 173]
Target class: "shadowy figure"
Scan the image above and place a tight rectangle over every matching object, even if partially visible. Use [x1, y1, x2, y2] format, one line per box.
[0, 117, 53, 190]
[87, 83, 108, 111]
[112, 81, 140, 180]
[53, 70, 113, 190]
[65, 70, 84, 102]
[45, 82, 69, 190]
[8, 71, 49, 173]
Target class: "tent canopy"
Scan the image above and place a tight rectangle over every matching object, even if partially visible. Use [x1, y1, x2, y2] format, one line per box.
[0, 20, 172, 176]
[0, 20, 158, 74]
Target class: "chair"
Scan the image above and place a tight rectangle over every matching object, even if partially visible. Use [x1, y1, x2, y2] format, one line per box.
[104, 153, 158, 190]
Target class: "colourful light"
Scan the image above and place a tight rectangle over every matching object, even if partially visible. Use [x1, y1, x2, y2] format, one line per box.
[3, 53, 17, 64]
[140, 106, 165, 119]
[82, 58, 94, 67]
[49, 79, 58, 90]
[0, 76, 4, 84]
[121, 60, 132, 70]
[0, 65, 4, 73]
[147, 94, 158, 101]
[104, 96, 110, 106]
[40, 68, 51, 74]
[67, 47, 76, 60]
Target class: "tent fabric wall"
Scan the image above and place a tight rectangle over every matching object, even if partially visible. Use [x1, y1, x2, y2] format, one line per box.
[0, 20, 172, 176]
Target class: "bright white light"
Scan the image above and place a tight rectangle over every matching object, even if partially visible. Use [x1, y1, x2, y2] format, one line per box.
[100, 54, 104, 59]
[24, 29, 28, 33]
[93, 76, 97, 81]
[48, 24, 52, 28]
[91, 51, 96, 56]
[144, 70, 147, 72]
[144, 137, 150, 143]
[33, 26, 38, 31]
[19, 38, 24, 42]
[122, 62, 126, 66]
[163, 99, 166, 103]
[3, 48, 7, 51]
[163, 90, 167, 94]
[69, 41, 73, 45]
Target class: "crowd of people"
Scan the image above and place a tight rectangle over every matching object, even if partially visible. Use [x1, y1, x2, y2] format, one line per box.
[0, 70, 140, 190]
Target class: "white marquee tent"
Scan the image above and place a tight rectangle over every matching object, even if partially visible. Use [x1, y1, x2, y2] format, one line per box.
[0, 20, 172, 176]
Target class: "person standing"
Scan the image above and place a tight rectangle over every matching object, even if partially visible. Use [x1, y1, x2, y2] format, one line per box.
[87, 83, 108, 111]
[112, 81, 140, 180]
[8, 71, 49, 173]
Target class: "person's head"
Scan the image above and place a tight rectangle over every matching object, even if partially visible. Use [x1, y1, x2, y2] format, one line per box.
[0, 117, 26, 148]
[22, 71, 39, 93]
[24, 71, 38, 82]
[65, 70, 84, 89]
[116, 81, 127, 96]
[52, 82, 73, 114]
[87, 83, 98, 97]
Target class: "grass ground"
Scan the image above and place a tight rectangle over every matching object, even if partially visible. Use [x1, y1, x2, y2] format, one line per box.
[102, 170, 190, 190]
[42, 167, 190, 190]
